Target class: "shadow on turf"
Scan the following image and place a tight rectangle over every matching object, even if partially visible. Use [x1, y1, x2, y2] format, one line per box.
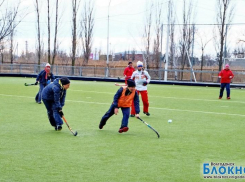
[97, 129, 160, 139]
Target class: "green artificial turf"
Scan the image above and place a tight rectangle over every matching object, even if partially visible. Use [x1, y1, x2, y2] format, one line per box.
[0, 77, 245, 182]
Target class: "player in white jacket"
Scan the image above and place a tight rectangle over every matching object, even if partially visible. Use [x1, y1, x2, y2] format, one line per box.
[130, 61, 151, 116]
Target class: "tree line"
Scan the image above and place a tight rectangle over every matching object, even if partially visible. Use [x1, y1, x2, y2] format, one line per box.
[0, 0, 244, 73]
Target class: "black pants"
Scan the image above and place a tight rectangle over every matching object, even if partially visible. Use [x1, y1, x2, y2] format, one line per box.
[100, 104, 130, 128]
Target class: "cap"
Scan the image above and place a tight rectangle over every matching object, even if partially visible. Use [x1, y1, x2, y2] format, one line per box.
[60, 77, 70, 85]
[127, 79, 136, 87]
[45, 63, 51, 67]
[137, 61, 143, 67]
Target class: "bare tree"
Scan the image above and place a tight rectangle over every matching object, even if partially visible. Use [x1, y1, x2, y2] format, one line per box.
[152, 1, 162, 69]
[9, 13, 15, 64]
[215, 0, 235, 71]
[143, 2, 153, 69]
[179, 0, 195, 80]
[80, 0, 94, 65]
[197, 33, 212, 81]
[71, 0, 81, 75]
[0, 1, 23, 42]
[237, 32, 245, 46]
[51, 0, 60, 66]
[0, 43, 4, 63]
[132, 48, 136, 61]
[47, 0, 51, 64]
[169, 0, 176, 69]
[34, 0, 41, 65]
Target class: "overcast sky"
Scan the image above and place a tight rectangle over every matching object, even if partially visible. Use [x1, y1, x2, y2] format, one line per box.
[13, 0, 245, 58]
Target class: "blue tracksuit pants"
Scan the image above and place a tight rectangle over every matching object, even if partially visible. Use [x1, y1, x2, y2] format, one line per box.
[42, 99, 63, 126]
[219, 83, 230, 98]
[36, 84, 45, 103]
[101, 104, 130, 128]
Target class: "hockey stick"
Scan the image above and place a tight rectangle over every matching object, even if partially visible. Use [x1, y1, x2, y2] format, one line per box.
[138, 117, 160, 138]
[117, 77, 125, 80]
[114, 83, 127, 86]
[62, 116, 78, 136]
[24, 83, 36, 86]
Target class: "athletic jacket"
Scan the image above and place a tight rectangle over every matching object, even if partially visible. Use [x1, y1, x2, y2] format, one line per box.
[218, 69, 234, 83]
[124, 66, 135, 79]
[112, 87, 140, 114]
[42, 78, 66, 109]
[36, 70, 55, 85]
[131, 70, 151, 91]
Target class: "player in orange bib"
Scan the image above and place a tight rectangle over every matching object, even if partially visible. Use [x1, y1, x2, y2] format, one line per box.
[99, 79, 140, 133]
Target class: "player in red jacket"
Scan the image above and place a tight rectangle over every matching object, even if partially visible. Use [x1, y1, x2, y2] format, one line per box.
[218, 64, 234, 99]
[123, 62, 135, 84]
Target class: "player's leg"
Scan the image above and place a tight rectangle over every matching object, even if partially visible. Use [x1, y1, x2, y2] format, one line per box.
[141, 90, 150, 116]
[225, 83, 231, 99]
[42, 99, 56, 128]
[37, 84, 45, 103]
[51, 104, 64, 131]
[119, 107, 130, 133]
[35, 92, 38, 103]
[219, 83, 225, 99]
[99, 104, 115, 129]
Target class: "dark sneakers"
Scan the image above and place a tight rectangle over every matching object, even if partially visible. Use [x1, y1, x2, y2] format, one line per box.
[143, 112, 150, 116]
[130, 114, 135, 117]
[118, 127, 129, 133]
[55, 125, 62, 131]
[99, 120, 106, 129]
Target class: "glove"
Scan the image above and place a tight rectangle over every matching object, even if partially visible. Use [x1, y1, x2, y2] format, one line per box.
[143, 81, 148, 86]
[35, 81, 38, 85]
[58, 110, 64, 117]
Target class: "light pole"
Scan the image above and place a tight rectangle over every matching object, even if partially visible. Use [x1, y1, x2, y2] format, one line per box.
[164, 0, 171, 81]
[106, 0, 112, 77]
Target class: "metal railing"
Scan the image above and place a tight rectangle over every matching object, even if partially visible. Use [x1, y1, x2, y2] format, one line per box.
[0, 64, 245, 83]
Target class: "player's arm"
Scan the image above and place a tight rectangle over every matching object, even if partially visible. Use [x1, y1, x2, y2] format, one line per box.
[51, 73, 55, 81]
[53, 86, 62, 110]
[115, 83, 127, 86]
[112, 87, 123, 108]
[60, 90, 66, 107]
[35, 70, 43, 84]
[218, 71, 222, 78]
[230, 71, 234, 79]
[145, 71, 151, 83]
[36, 70, 43, 81]
[131, 72, 136, 80]
[123, 68, 127, 78]
[112, 87, 123, 115]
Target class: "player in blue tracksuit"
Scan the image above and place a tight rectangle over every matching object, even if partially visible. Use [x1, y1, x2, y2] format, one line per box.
[42, 77, 70, 131]
[99, 79, 140, 133]
[35, 63, 55, 104]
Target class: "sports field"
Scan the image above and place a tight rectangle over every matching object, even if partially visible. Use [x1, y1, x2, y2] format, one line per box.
[0, 77, 244, 182]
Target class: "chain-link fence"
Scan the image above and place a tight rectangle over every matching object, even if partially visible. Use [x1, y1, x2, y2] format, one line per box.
[0, 64, 245, 83]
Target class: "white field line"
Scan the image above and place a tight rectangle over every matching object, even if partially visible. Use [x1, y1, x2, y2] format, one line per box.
[70, 89, 114, 95]
[69, 89, 245, 104]
[150, 106, 245, 117]
[0, 93, 245, 117]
